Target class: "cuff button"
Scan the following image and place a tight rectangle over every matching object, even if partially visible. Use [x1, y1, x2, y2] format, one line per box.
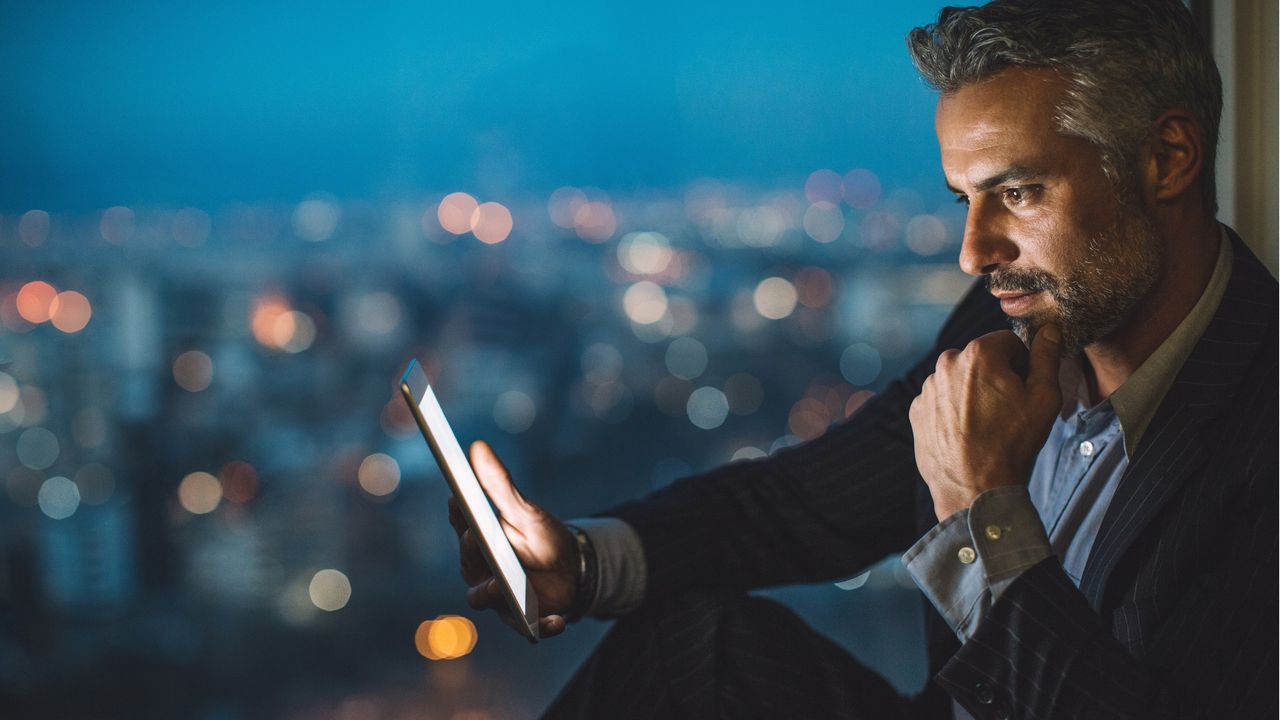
[984, 524, 1003, 541]
[957, 546, 977, 564]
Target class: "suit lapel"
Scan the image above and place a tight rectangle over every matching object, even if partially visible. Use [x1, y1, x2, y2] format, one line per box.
[1079, 229, 1277, 610]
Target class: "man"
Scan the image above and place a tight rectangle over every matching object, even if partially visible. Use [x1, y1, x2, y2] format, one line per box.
[449, 1, 1277, 717]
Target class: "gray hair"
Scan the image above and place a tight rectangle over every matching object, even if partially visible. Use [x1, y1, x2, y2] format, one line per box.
[907, 0, 1222, 213]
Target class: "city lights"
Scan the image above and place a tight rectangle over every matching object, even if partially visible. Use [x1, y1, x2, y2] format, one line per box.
[617, 232, 673, 275]
[905, 214, 948, 256]
[622, 281, 668, 325]
[803, 202, 844, 243]
[171, 207, 212, 247]
[0, 372, 17, 413]
[470, 202, 513, 244]
[839, 343, 882, 386]
[573, 200, 617, 242]
[357, 453, 400, 497]
[178, 471, 223, 515]
[843, 168, 882, 208]
[664, 337, 708, 380]
[173, 350, 214, 392]
[308, 569, 352, 612]
[219, 460, 259, 504]
[49, 291, 92, 333]
[415, 616, 478, 660]
[37, 476, 80, 520]
[293, 196, 341, 242]
[804, 169, 843, 205]
[752, 277, 798, 320]
[493, 390, 536, 433]
[794, 267, 835, 309]
[18, 209, 50, 247]
[686, 386, 729, 430]
[437, 192, 480, 235]
[99, 206, 136, 244]
[16, 281, 57, 324]
[16, 427, 59, 469]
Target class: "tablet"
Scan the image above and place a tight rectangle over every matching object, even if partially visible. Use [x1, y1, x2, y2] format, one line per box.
[400, 358, 539, 642]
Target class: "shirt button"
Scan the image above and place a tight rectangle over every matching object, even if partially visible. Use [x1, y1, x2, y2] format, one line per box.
[958, 546, 977, 564]
[974, 682, 994, 704]
[1079, 440, 1095, 457]
[985, 525, 1003, 540]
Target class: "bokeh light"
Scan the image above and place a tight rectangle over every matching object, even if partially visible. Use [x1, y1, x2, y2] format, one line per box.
[731, 446, 768, 462]
[276, 311, 317, 353]
[617, 232, 673, 275]
[357, 453, 401, 497]
[581, 342, 623, 383]
[293, 196, 341, 241]
[0, 372, 18, 413]
[905, 214, 948, 256]
[794, 267, 835, 309]
[843, 168, 882, 208]
[788, 398, 830, 440]
[16, 281, 57, 324]
[840, 343, 882, 386]
[16, 427, 59, 469]
[686, 386, 729, 430]
[664, 337, 708, 380]
[38, 476, 80, 520]
[470, 202, 513, 244]
[171, 207, 212, 247]
[803, 202, 844, 243]
[804, 169, 843, 204]
[49, 291, 92, 333]
[178, 471, 223, 514]
[752, 277, 798, 320]
[415, 616, 478, 660]
[548, 187, 587, 229]
[622, 282, 668, 325]
[251, 295, 292, 348]
[99, 206, 136, 244]
[493, 390, 536, 433]
[574, 201, 616, 242]
[173, 350, 214, 392]
[219, 460, 260, 504]
[19, 209, 51, 247]
[438, 192, 480, 235]
[309, 569, 352, 612]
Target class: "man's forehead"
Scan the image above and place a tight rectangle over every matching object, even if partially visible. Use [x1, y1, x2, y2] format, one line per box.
[935, 67, 1067, 130]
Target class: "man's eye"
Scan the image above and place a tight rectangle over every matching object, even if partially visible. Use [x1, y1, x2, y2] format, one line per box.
[1002, 185, 1039, 204]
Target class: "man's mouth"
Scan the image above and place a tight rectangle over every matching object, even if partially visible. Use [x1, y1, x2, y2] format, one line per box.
[993, 290, 1041, 315]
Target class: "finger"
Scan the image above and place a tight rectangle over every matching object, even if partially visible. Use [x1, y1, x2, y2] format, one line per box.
[469, 441, 529, 521]
[465, 577, 503, 610]
[459, 530, 492, 586]
[538, 615, 566, 638]
[1027, 323, 1063, 393]
[447, 497, 467, 539]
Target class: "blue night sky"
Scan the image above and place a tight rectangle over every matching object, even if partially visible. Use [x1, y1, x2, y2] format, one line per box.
[0, 1, 953, 211]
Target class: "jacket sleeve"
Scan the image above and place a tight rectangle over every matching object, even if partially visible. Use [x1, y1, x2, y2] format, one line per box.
[937, 440, 1278, 719]
[602, 280, 1007, 602]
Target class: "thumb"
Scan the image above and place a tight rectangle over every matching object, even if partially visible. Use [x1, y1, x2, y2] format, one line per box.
[469, 440, 529, 520]
[1027, 323, 1062, 394]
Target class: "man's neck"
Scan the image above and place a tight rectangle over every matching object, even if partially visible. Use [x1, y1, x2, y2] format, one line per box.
[1083, 224, 1221, 401]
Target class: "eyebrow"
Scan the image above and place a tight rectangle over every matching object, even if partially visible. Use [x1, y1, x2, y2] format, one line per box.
[945, 164, 1046, 195]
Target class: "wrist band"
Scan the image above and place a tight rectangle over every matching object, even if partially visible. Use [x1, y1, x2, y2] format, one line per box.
[565, 524, 598, 622]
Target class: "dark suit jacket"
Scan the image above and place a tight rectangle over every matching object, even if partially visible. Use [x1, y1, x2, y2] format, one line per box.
[607, 229, 1278, 719]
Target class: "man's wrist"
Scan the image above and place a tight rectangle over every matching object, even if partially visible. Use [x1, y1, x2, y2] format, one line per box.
[565, 524, 598, 622]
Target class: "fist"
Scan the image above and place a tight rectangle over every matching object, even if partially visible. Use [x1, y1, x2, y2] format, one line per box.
[909, 325, 1062, 521]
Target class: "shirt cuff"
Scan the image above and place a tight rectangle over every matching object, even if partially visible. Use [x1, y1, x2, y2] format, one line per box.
[567, 517, 647, 617]
[902, 485, 1051, 641]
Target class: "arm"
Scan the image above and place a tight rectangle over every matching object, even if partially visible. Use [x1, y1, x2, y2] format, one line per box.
[603, 281, 1008, 602]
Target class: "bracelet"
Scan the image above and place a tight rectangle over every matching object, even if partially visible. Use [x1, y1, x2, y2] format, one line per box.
[565, 524, 598, 622]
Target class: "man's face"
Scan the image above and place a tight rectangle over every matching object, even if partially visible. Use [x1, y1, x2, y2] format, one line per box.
[936, 67, 1163, 355]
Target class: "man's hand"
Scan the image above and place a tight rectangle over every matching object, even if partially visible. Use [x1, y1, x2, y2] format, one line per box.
[909, 325, 1062, 521]
[447, 440, 577, 638]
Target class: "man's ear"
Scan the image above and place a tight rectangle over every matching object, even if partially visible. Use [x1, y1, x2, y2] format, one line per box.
[1142, 109, 1205, 204]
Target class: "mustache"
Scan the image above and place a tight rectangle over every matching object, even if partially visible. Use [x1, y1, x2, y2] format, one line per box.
[987, 268, 1059, 295]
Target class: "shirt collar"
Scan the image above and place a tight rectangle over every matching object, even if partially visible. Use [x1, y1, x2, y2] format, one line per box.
[1104, 227, 1233, 456]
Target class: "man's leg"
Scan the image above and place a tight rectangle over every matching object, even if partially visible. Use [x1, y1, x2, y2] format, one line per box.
[543, 590, 915, 720]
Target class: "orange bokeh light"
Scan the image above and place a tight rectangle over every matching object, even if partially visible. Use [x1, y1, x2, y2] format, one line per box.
[49, 291, 92, 333]
[16, 282, 57, 324]
[415, 616, 478, 660]
[251, 295, 292, 348]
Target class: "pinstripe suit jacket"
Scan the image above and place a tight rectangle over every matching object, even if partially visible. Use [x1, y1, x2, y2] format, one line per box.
[607, 229, 1278, 719]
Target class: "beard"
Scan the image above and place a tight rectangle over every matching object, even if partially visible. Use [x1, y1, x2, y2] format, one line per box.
[989, 207, 1163, 356]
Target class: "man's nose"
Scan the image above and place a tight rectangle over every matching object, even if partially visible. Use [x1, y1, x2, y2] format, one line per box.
[958, 203, 1018, 276]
